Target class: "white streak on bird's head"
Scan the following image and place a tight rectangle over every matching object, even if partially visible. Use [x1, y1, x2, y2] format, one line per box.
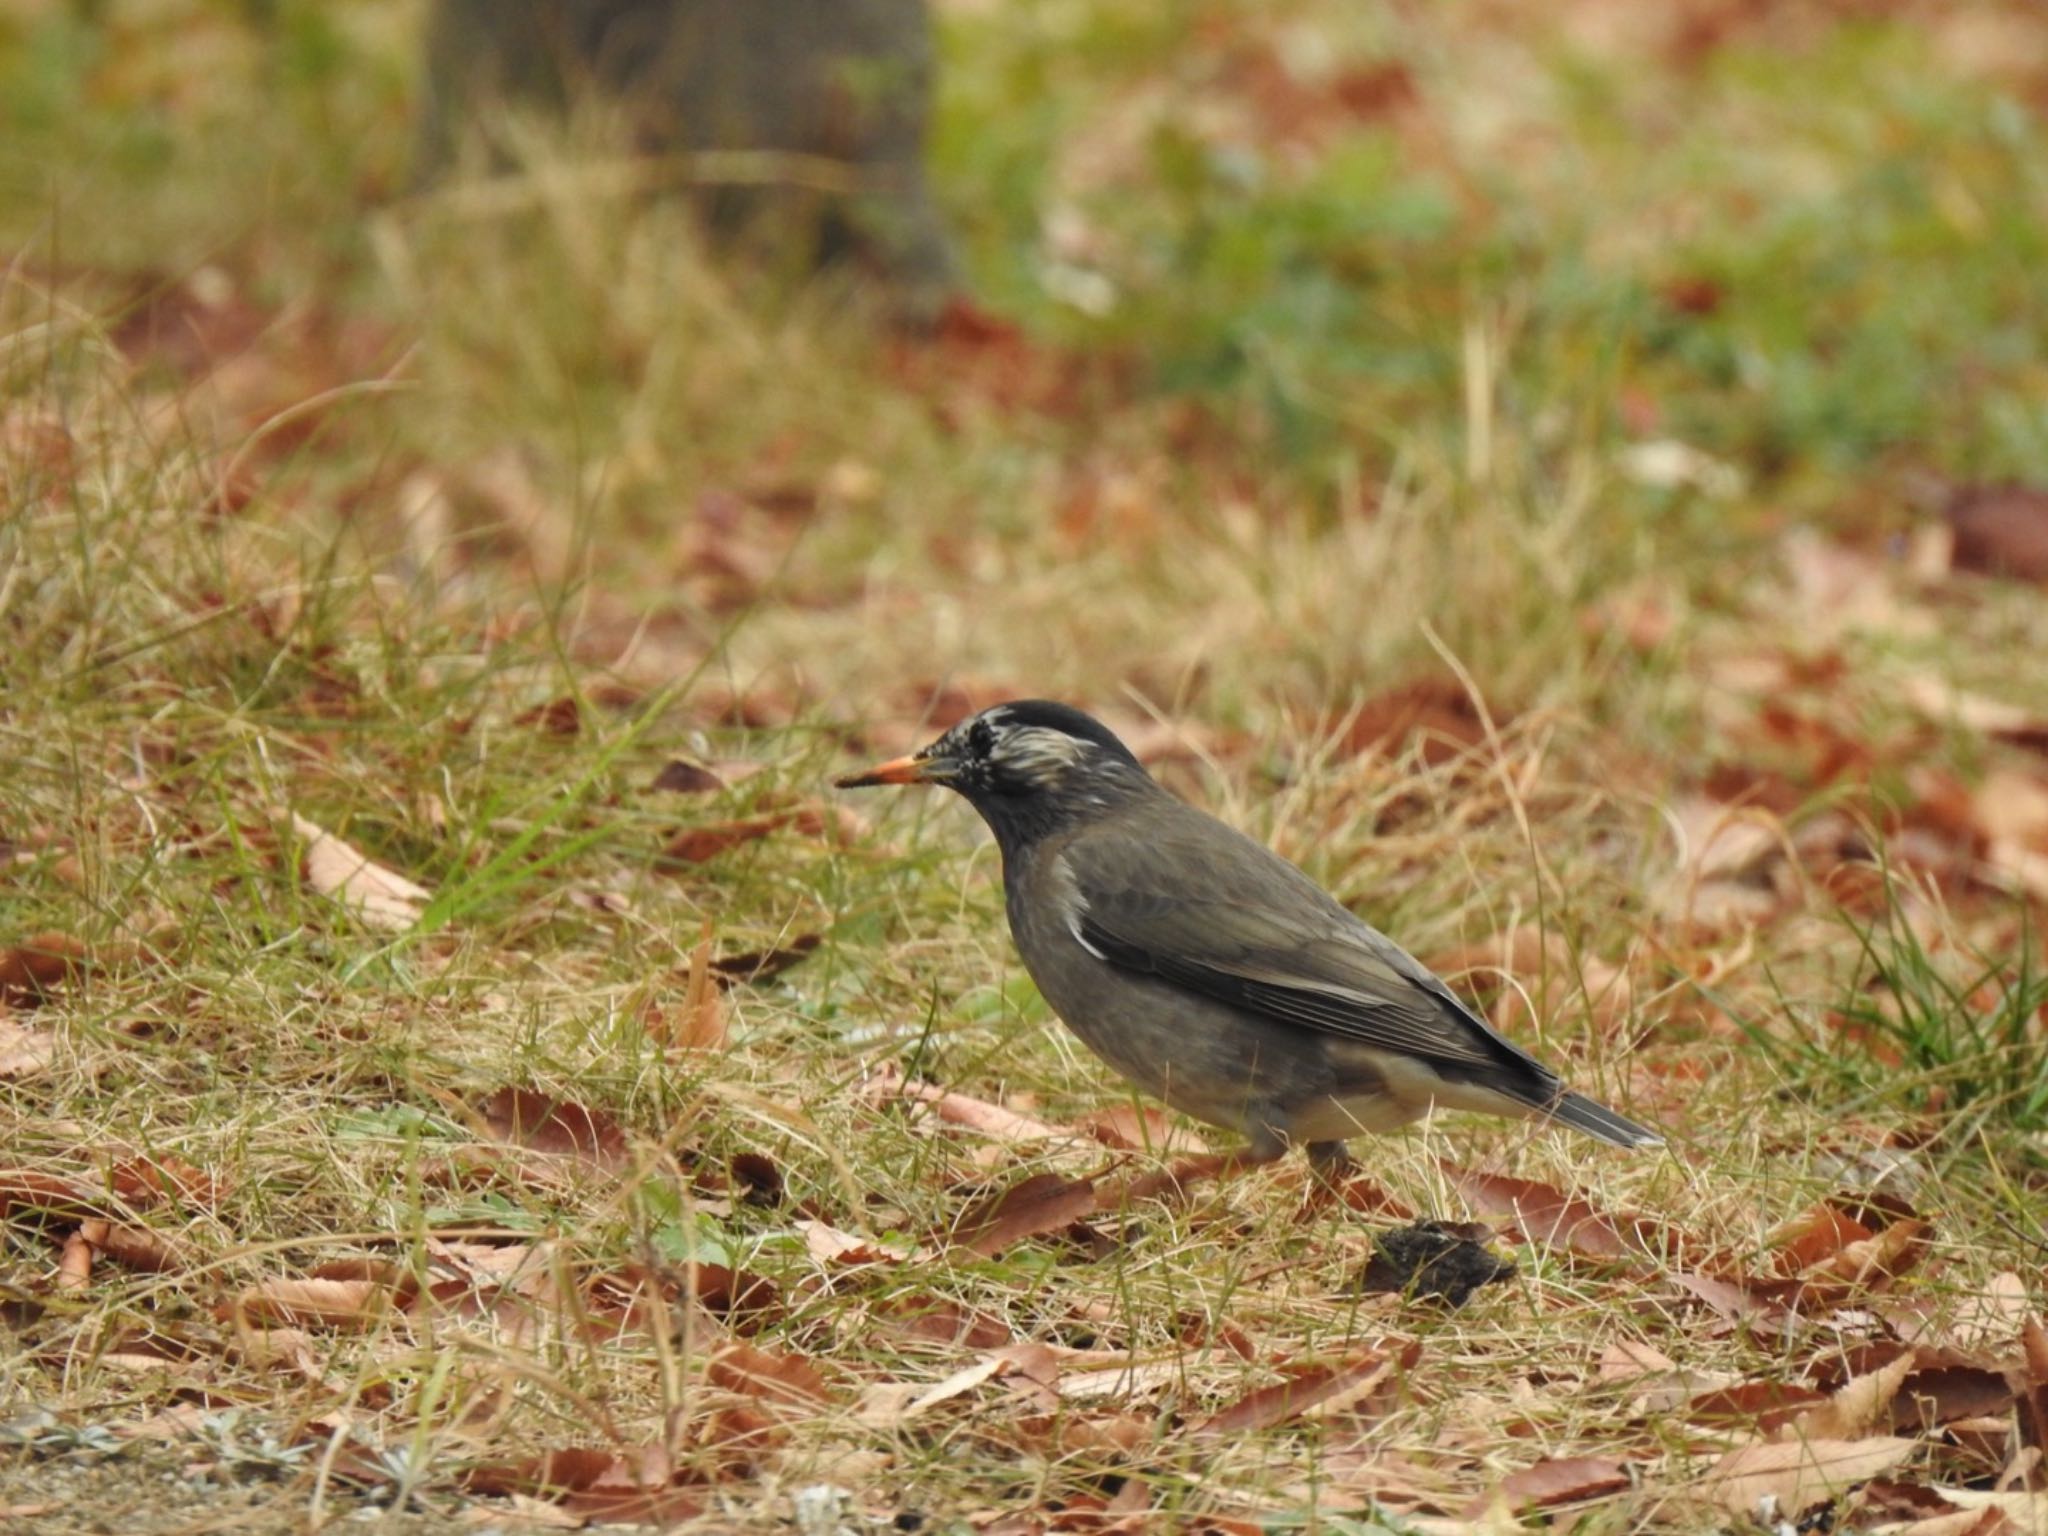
[918, 700, 1151, 810]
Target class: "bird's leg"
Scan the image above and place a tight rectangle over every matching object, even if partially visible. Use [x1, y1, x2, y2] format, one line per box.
[1306, 1140, 1357, 1183]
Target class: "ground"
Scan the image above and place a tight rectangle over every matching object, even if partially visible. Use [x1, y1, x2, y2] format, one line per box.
[2, 1, 2048, 1532]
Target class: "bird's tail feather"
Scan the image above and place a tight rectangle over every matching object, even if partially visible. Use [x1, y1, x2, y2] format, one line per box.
[1545, 1090, 1663, 1149]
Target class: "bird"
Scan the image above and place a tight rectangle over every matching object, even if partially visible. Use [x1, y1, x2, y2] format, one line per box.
[836, 700, 1661, 1174]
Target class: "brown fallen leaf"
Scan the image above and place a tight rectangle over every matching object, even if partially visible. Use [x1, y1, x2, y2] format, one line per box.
[289, 813, 430, 931]
[228, 1325, 326, 1380]
[658, 813, 792, 865]
[1336, 676, 1499, 767]
[1902, 673, 2048, 755]
[1464, 1456, 1631, 1519]
[706, 1341, 833, 1413]
[863, 1062, 1071, 1144]
[1947, 482, 2048, 584]
[0, 1018, 56, 1079]
[1890, 1364, 2018, 1434]
[673, 923, 726, 1051]
[514, 695, 581, 736]
[56, 1223, 97, 1289]
[708, 933, 821, 984]
[2016, 1316, 2048, 1461]
[1774, 1202, 1876, 1274]
[1802, 1353, 1915, 1439]
[230, 1276, 395, 1330]
[872, 1293, 1014, 1351]
[0, 1168, 106, 1220]
[1682, 1380, 1829, 1433]
[1448, 1167, 1668, 1264]
[796, 1219, 920, 1266]
[1945, 1273, 2033, 1353]
[1082, 1104, 1209, 1156]
[464, 1445, 710, 1525]
[477, 1087, 630, 1172]
[1816, 1219, 1930, 1293]
[1195, 1343, 1415, 1435]
[106, 1155, 223, 1210]
[650, 759, 725, 795]
[857, 1353, 1012, 1426]
[92, 1224, 188, 1273]
[0, 933, 89, 1006]
[1700, 1437, 1917, 1520]
[953, 1173, 1100, 1258]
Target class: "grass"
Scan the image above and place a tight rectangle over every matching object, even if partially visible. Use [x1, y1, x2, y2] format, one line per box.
[4, 0, 2048, 1531]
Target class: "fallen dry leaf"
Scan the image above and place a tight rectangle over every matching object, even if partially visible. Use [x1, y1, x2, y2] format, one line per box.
[1775, 1201, 1878, 1274]
[0, 1168, 105, 1220]
[872, 1293, 1014, 1351]
[796, 1218, 919, 1266]
[56, 1225, 96, 1289]
[1701, 1437, 1917, 1520]
[1335, 676, 1498, 767]
[463, 1446, 709, 1526]
[0, 932, 89, 1006]
[1464, 1456, 1631, 1519]
[1947, 482, 2048, 584]
[658, 813, 792, 865]
[863, 1062, 1072, 1144]
[857, 1353, 1012, 1426]
[1819, 1220, 1931, 1293]
[91, 1224, 188, 1274]
[706, 1341, 832, 1413]
[477, 1087, 630, 1172]
[1890, 1363, 2018, 1434]
[1917, 1487, 2048, 1535]
[290, 813, 430, 931]
[1195, 1344, 1415, 1435]
[1803, 1354, 1916, 1439]
[1945, 1273, 2034, 1353]
[1082, 1103, 1208, 1155]
[1683, 1379, 1829, 1433]
[514, 695, 581, 736]
[650, 759, 725, 795]
[230, 1275, 395, 1329]
[1658, 796, 1787, 927]
[1781, 529, 1933, 641]
[106, 1155, 223, 1210]
[1903, 673, 2048, 755]
[1447, 1167, 1668, 1264]
[0, 1018, 56, 1079]
[673, 924, 727, 1051]
[708, 933, 820, 983]
[952, 1173, 1100, 1258]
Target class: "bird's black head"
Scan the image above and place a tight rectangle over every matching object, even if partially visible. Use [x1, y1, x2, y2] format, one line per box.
[836, 700, 1156, 850]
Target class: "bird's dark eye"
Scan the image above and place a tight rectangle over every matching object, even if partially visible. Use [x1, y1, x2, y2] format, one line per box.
[968, 719, 996, 757]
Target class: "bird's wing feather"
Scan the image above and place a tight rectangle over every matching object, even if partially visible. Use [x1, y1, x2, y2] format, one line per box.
[1058, 818, 1544, 1075]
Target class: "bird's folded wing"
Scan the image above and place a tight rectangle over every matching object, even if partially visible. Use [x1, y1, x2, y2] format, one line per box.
[1059, 832, 1528, 1073]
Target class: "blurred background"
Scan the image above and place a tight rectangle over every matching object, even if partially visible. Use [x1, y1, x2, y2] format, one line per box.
[5, 0, 2044, 730]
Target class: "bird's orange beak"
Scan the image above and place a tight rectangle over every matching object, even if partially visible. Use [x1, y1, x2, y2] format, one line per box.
[834, 754, 932, 789]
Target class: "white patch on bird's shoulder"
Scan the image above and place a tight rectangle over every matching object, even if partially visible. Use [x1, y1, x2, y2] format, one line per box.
[1048, 854, 1108, 959]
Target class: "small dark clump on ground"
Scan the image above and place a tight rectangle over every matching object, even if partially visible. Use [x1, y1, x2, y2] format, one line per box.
[1356, 1220, 1517, 1306]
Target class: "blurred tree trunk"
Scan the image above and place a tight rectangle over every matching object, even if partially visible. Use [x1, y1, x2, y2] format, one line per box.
[417, 0, 955, 318]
